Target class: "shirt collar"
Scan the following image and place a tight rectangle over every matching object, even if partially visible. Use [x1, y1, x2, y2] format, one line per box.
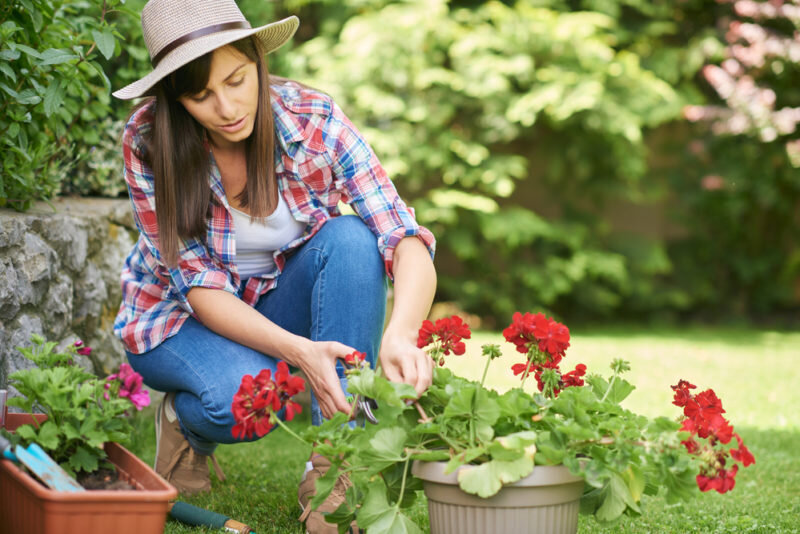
[271, 90, 308, 154]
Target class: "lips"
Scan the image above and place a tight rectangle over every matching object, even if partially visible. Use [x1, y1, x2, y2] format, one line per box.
[219, 116, 246, 133]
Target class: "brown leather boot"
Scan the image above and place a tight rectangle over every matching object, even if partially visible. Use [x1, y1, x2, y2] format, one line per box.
[298, 454, 360, 534]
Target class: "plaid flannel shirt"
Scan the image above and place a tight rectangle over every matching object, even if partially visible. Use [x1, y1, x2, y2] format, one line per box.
[114, 82, 435, 354]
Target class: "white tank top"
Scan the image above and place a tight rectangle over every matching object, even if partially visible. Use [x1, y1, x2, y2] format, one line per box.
[229, 194, 305, 279]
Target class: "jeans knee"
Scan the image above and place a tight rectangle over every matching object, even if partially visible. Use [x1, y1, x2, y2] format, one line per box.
[322, 216, 383, 274]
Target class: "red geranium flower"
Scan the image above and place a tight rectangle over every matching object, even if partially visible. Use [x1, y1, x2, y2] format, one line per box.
[562, 363, 587, 387]
[511, 361, 536, 378]
[417, 315, 471, 366]
[697, 464, 738, 494]
[671, 379, 696, 407]
[502, 312, 569, 363]
[532, 315, 570, 360]
[231, 363, 305, 440]
[502, 312, 540, 355]
[729, 434, 756, 467]
[344, 351, 367, 368]
[671, 381, 753, 494]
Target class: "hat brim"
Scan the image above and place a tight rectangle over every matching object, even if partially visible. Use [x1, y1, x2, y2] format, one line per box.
[112, 16, 299, 100]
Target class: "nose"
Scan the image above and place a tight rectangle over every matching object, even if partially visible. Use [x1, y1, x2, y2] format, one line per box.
[215, 91, 236, 122]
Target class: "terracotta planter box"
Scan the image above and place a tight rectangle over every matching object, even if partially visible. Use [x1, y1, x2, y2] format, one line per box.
[412, 461, 584, 534]
[1, 413, 177, 534]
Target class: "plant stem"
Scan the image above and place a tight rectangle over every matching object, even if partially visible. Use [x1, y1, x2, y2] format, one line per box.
[600, 373, 618, 403]
[394, 456, 411, 511]
[520, 349, 535, 389]
[275, 417, 309, 446]
[479, 356, 492, 388]
[414, 401, 432, 423]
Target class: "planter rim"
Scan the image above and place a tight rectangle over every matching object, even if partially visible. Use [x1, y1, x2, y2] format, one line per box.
[412, 460, 583, 488]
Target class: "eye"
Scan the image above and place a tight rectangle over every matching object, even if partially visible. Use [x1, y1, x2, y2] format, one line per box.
[190, 91, 209, 103]
[229, 76, 245, 87]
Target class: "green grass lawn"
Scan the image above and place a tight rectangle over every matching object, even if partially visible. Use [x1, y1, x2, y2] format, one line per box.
[128, 326, 800, 533]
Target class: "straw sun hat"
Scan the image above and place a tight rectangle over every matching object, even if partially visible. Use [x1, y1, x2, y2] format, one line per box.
[113, 0, 299, 100]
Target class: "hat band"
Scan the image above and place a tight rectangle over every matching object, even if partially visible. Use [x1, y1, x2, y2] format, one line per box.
[151, 21, 252, 67]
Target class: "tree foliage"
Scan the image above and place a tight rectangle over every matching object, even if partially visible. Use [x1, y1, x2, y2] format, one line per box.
[0, 0, 136, 209]
[285, 0, 720, 320]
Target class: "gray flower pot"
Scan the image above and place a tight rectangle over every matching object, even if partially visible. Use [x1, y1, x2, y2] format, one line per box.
[412, 461, 583, 534]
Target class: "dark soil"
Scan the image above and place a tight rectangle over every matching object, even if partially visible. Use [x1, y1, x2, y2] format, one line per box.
[77, 467, 135, 490]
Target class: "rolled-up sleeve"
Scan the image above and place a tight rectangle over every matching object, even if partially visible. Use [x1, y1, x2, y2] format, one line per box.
[324, 101, 435, 278]
[122, 115, 237, 315]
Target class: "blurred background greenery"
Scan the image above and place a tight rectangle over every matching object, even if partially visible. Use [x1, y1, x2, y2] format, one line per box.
[1, 0, 798, 327]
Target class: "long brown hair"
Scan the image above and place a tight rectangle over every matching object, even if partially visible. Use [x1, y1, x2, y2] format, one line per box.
[134, 37, 276, 267]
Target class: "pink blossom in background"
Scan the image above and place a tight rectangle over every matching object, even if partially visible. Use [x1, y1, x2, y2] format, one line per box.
[106, 363, 151, 410]
[701, 175, 726, 191]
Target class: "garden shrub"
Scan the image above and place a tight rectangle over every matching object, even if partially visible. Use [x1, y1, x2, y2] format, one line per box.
[285, 0, 715, 321]
[0, 0, 134, 209]
[672, 0, 800, 319]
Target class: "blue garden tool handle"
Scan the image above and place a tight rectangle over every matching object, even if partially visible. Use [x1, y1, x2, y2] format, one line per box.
[0, 434, 84, 492]
[0, 434, 18, 461]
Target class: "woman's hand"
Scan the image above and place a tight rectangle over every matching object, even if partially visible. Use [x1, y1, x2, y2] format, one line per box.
[294, 339, 354, 419]
[379, 330, 433, 397]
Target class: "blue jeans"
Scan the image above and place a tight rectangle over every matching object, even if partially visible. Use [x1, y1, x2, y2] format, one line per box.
[127, 216, 387, 455]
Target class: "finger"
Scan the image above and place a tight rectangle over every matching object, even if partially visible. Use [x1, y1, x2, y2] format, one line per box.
[400, 356, 420, 396]
[416, 352, 433, 392]
[332, 342, 357, 360]
[380, 353, 403, 383]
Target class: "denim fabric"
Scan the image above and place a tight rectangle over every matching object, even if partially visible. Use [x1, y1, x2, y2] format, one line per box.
[126, 216, 386, 454]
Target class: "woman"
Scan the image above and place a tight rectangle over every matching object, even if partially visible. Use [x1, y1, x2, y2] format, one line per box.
[112, 1, 436, 531]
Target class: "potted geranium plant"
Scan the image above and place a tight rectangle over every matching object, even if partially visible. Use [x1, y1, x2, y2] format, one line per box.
[0, 336, 177, 534]
[231, 313, 755, 534]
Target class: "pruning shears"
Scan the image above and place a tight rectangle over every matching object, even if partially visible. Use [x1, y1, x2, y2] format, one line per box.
[342, 361, 379, 425]
[352, 395, 379, 425]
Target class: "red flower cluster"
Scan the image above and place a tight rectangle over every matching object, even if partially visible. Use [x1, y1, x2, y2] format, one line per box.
[344, 350, 367, 368]
[502, 312, 569, 363]
[417, 315, 472, 366]
[511, 361, 586, 397]
[671, 380, 755, 494]
[231, 361, 305, 440]
[505, 313, 578, 398]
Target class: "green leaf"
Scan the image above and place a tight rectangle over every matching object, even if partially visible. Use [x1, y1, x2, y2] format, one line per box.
[359, 427, 407, 474]
[0, 62, 16, 83]
[444, 447, 484, 474]
[309, 460, 340, 510]
[595, 472, 640, 523]
[91, 30, 116, 60]
[15, 424, 38, 443]
[36, 421, 61, 450]
[87, 61, 111, 92]
[357, 481, 422, 533]
[84, 430, 108, 448]
[10, 43, 42, 60]
[68, 444, 101, 474]
[62, 422, 81, 441]
[38, 48, 79, 67]
[43, 81, 64, 117]
[0, 82, 20, 99]
[0, 49, 21, 61]
[444, 386, 500, 442]
[456, 454, 535, 498]
[17, 89, 41, 106]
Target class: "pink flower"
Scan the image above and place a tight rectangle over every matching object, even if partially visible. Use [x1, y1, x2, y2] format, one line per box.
[73, 340, 92, 357]
[106, 363, 150, 410]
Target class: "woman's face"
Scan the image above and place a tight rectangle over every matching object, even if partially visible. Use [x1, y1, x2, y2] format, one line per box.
[179, 45, 259, 150]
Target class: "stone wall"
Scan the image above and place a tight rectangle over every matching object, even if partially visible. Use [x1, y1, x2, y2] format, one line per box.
[0, 198, 136, 389]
